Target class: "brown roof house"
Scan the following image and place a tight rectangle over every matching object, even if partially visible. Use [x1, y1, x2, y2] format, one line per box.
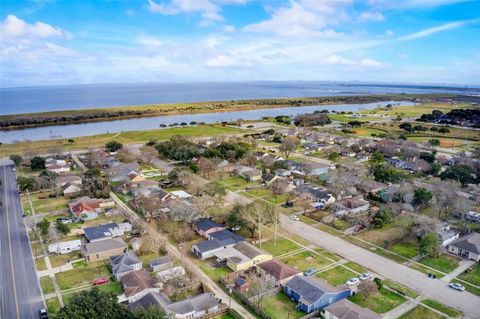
[81, 238, 127, 263]
[69, 196, 115, 221]
[257, 259, 300, 285]
[121, 270, 161, 303]
[324, 299, 381, 319]
[447, 232, 480, 261]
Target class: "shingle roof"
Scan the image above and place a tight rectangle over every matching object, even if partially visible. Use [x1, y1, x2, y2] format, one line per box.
[121, 270, 156, 298]
[129, 292, 171, 311]
[193, 218, 225, 232]
[286, 276, 349, 305]
[110, 251, 141, 276]
[84, 223, 118, 241]
[209, 229, 244, 245]
[324, 299, 381, 319]
[258, 259, 300, 281]
[166, 293, 218, 315]
[233, 242, 267, 259]
[149, 255, 173, 267]
[194, 239, 223, 253]
[82, 238, 127, 255]
[450, 232, 480, 254]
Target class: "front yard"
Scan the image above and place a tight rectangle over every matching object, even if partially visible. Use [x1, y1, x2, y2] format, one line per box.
[457, 263, 480, 286]
[419, 255, 460, 273]
[349, 287, 406, 314]
[390, 242, 419, 259]
[316, 265, 357, 287]
[259, 238, 301, 257]
[399, 305, 444, 319]
[281, 250, 334, 272]
[258, 293, 304, 319]
[55, 262, 111, 291]
[421, 299, 462, 318]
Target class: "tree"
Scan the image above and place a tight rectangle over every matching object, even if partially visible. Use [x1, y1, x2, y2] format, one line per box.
[197, 157, 215, 177]
[419, 232, 439, 257]
[9, 154, 22, 166]
[438, 127, 450, 134]
[270, 178, 289, 200]
[373, 277, 383, 290]
[372, 164, 404, 183]
[56, 220, 70, 235]
[440, 164, 478, 186]
[37, 218, 50, 237]
[369, 151, 384, 164]
[420, 151, 436, 164]
[17, 176, 36, 191]
[82, 172, 110, 198]
[240, 202, 273, 246]
[30, 156, 46, 170]
[328, 152, 340, 163]
[399, 123, 413, 132]
[278, 136, 299, 158]
[358, 280, 378, 300]
[373, 208, 392, 228]
[138, 146, 157, 164]
[428, 139, 441, 146]
[267, 207, 281, 245]
[105, 140, 123, 153]
[413, 188, 433, 210]
[226, 205, 247, 231]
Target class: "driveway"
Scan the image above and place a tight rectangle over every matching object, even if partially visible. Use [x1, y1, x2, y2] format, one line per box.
[280, 214, 480, 319]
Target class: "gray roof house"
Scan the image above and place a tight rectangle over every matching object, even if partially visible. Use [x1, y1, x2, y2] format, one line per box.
[192, 230, 244, 260]
[447, 232, 480, 261]
[84, 223, 123, 242]
[129, 292, 219, 318]
[324, 299, 381, 319]
[149, 255, 174, 272]
[110, 251, 143, 280]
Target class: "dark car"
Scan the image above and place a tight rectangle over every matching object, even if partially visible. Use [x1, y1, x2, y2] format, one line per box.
[39, 308, 48, 319]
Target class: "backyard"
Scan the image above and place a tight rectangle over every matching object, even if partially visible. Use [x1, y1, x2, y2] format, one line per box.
[258, 293, 304, 319]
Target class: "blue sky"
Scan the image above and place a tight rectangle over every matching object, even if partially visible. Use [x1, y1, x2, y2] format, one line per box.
[1, 0, 479, 87]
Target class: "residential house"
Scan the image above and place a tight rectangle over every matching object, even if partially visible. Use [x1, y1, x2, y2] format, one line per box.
[435, 223, 460, 247]
[46, 158, 70, 173]
[131, 186, 172, 201]
[296, 185, 335, 208]
[63, 182, 82, 197]
[333, 197, 370, 217]
[69, 196, 115, 221]
[111, 251, 143, 280]
[275, 169, 291, 177]
[48, 240, 82, 255]
[324, 299, 381, 319]
[121, 270, 161, 303]
[129, 292, 219, 319]
[191, 230, 244, 260]
[84, 222, 127, 242]
[464, 211, 480, 224]
[106, 162, 140, 182]
[156, 266, 186, 282]
[214, 241, 273, 271]
[357, 180, 387, 196]
[193, 218, 227, 238]
[387, 158, 415, 171]
[171, 190, 193, 202]
[447, 232, 480, 261]
[257, 259, 300, 286]
[236, 165, 262, 182]
[284, 276, 351, 314]
[149, 256, 174, 272]
[131, 238, 142, 251]
[56, 174, 82, 188]
[262, 173, 279, 186]
[81, 238, 127, 262]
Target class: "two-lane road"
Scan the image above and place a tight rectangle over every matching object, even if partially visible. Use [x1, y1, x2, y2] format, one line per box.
[0, 159, 44, 319]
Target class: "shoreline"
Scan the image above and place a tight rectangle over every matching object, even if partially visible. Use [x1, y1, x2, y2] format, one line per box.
[0, 93, 454, 130]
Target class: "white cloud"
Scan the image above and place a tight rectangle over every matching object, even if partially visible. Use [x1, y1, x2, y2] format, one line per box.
[359, 11, 384, 21]
[1, 14, 72, 40]
[243, 0, 350, 37]
[322, 54, 387, 68]
[398, 21, 466, 41]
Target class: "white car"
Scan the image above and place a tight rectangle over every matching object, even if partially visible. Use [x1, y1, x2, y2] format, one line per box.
[346, 278, 360, 286]
[449, 283, 465, 291]
[359, 273, 372, 281]
[290, 214, 300, 221]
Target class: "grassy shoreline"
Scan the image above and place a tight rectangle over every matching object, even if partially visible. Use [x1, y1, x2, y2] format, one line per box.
[0, 94, 453, 130]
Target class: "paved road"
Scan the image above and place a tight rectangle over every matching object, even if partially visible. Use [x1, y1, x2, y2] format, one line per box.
[280, 214, 480, 319]
[0, 160, 44, 319]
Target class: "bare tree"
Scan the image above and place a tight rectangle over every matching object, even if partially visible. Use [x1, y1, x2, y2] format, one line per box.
[267, 207, 281, 245]
[138, 146, 157, 165]
[278, 136, 299, 158]
[432, 180, 461, 219]
[241, 202, 273, 248]
[358, 280, 378, 300]
[141, 233, 166, 257]
[270, 178, 289, 200]
[197, 157, 215, 177]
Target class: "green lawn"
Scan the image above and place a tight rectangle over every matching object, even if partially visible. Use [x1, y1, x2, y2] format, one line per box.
[281, 250, 334, 272]
[409, 262, 444, 278]
[259, 293, 304, 319]
[98, 281, 123, 295]
[349, 287, 406, 314]
[457, 263, 480, 286]
[343, 262, 367, 274]
[46, 297, 61, 315]
[260, 238, 301, 257]
[421, 299, 462, 318]
[420, 255, 459, 273]
[219, 176, 260, 191]
[55, 262, 110, 291]
[40, 276, 56, 294]
[245, 187, 289, 205]
[36, 258, 47, 271]
[399, 305, 445, 319]
[197, 262, 231, 282]
[49, 251, 83, 268]
[391, 242, 419, 259]
[316, 266, 357, 286]
[30, 196, 70, 214]
[383, 279, 418, 299]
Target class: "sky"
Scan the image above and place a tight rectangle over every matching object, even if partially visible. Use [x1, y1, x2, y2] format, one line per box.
[0, 0, 479, 87]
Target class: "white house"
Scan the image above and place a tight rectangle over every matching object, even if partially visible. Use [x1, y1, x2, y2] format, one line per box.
[48, 240, 82, 255]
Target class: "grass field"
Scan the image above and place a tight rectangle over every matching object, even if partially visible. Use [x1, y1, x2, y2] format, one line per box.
[457, 264, 480, 286]
[0, 125, 246, 156]
[40, 276, 56, 294]
[383, 279, 418, 299]
[363, 102, 460, 118]
[281, 250, 334, 272]
[352, 127, 389, 137]
[421, 299, 462, 318]
[46, 297, 61, 315]
[390, 242, 419, 259]
[349, 287, 406, 314]
[260, 238, 301, 257]
[316, 266, 357, 286]
[259, 293, 304, 319]
[355, 223, 409, 247]
[419, 255, 459, 273]
[55, 262, 110, 290]
[399, 305, 445, 319]
[36, 258, 47, 271]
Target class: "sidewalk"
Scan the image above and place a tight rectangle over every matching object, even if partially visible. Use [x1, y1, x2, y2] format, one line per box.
[441, 259, 476, 283]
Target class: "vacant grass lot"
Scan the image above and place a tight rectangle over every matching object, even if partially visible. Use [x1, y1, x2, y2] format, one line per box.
[219, 176, 260, 191]
[260, 238, 301, 257]
[391, 242, 419, 259]
[316, 266, 357, 286]
[259, 293, 304, 319]
[26, 193, 70, 215]
[40, 276, 55, 294]
[383, 279, 418, 299]
[457, 264, 480, 286]
[245, 187, 289, 205]
[49, 251, 83, 268]
[46, 297, 61, 315]
[421, 299, 461, 318]
[399, 305, 444, 319]
[420, 255, 459, 273]
[55, 262, 110, 291]
[355, 224, 409, 247]
[281, 251, 334, 272]
[349, 287, 406, 314]
[352, 127, 389, 137]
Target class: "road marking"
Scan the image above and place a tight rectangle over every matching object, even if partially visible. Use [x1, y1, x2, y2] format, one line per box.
[3, 165, 21, 319]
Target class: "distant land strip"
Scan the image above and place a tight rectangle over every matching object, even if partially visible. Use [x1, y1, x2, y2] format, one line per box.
[0, 94, 458, 130]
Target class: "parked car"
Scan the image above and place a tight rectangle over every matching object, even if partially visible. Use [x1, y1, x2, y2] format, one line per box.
[57, 217, 73, 224]
[359, 273, 372, 281]
[346, 278, 360, 286]
[92, 278, 109, 286]
[290, 214, 300, 221]
[231, 225, 241, 231]
[39, 308, 48, 319]
[303, 269, 318, 276]
[449, 283, 465, 291]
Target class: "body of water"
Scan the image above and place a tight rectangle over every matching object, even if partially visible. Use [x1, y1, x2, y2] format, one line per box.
[1, 81, 476, 115]
[1, 101, 414, 143]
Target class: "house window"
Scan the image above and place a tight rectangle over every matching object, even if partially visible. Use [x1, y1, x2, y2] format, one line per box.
[328, 297, 333, 304]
